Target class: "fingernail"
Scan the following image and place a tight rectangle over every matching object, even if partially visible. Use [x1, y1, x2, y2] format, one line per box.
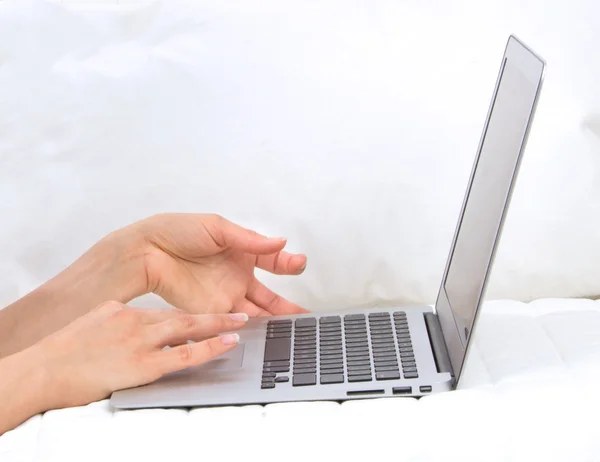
[221, 333, 240, 345]
[229, 313, 249, 322]
[300, 261, 307, 271]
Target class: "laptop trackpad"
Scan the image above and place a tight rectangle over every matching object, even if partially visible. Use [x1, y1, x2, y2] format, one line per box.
[199, 343, 245, 371]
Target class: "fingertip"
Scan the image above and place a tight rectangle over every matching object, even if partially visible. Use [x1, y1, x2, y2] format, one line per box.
[220, 333, 240, 345]
[229, 312, 249, 322]
[291, 254, 308, 274]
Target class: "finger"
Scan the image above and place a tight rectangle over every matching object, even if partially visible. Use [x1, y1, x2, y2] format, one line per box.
[246, 279, 309, 315]
[256, 251, 307, 275]
[233, 298, 271, 317]
[205, 215, 288, 255]
[148, 313, 249, 347]
[155, 334, 240, 375]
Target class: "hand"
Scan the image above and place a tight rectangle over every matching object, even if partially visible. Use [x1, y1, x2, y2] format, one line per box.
[134, 213, 308, 317]
[25, 301, 247, 410]
[0, 213, 307, 359]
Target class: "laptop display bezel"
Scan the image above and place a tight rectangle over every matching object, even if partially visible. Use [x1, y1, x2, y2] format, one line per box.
[433, 35, 545, 384]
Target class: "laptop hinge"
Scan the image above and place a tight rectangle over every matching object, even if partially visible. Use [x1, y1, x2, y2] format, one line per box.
[424, 313, 454, 377]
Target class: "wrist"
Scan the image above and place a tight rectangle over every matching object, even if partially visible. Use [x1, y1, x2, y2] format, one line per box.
[0, 350, 50, 434]
[49, 227, 149, 305]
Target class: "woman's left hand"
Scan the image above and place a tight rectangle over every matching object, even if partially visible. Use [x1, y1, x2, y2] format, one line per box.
[131, 213, 308, 317]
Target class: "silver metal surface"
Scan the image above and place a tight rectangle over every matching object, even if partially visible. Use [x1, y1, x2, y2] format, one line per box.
[111, 306, 453, 409]
[434, 35, 545, 381]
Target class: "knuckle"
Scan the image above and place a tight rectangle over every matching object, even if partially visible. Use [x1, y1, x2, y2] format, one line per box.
[204, 339, 219, 358]
[178, 344, 194, 365]
[268, 292, 281, 309]
[179, 314, 196, 330]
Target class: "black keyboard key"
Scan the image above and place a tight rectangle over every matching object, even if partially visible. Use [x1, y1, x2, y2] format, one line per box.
[396, 328, 410, 334]
[397, 342, 413, 348]
[346, 350, 369, 357]
[275, 376, 290, 383]
[321, 357, 343, 364]
[294, 346, 316, 353]
[404, 372, 419, 379]
[320, 340, 342, 347]
[322, 364, 344, 371]
[403, 366, 418, 373]
[320, 361, 344, 369]
[295, 334, 317, 340]
[320, 316, 341, 324]
[345, 314, 366, 321]
[373, 360, 398, 368]
[264, 361, 290, 368]
[320, 332, 342, 339]
[267, 333, 291, 339]
[268, 320, 292, 326]
[348, 366, 372, 374]
[320, 368, 344, 375]
[373, 352, 397, 360]
[294, 367, 317, 374]
[320, 349, 343, 356]
[261, 382, 275, 389]
[368, 312, 389, 318]
[263, 365, 290, 373]
[264, 338, 291, 362]
[294, 353, 316, 361]
[321, 374, 344, 384]
[376, 371, 400, 380]
[371, 338, 394, 345]
[348, 374, 372, 383]
[375, 365, 400, 372]
[369, 323, 392, 329]
[293, 373, 317, 386]
[372, 346, 396, 353]
[319, 343, 340, 350]
[294, 342, 317, 349]
[370, 329, 393, 336]
[400, 352, 415, 359]
[321, 327, 342, 333]
[267, 326, 292, 332]
[344, 327, 367, 335]
[262, 372, 276, 378]
[347, 360, 371, 367]
[346, 349, 369, 356]
[294, 358, 317, 365]
[345, 336, 368, 342]
[295, 318, 317, 328]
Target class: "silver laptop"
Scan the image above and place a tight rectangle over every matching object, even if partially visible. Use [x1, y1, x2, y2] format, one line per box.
[111, 35, 545, 408]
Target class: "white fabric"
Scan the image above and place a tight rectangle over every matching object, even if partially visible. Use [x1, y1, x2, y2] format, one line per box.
[1, 0, 600, 312]
[2, 298, 600, 462]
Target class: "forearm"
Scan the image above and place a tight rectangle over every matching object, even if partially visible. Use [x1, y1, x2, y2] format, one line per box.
[0, 229, 147, 358]
[0, 350, 48, 435]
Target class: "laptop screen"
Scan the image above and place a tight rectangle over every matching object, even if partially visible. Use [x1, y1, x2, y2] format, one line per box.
[436, 37, 544, 380]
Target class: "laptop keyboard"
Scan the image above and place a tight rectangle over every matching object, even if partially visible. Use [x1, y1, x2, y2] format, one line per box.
[261, 312, 418, 389]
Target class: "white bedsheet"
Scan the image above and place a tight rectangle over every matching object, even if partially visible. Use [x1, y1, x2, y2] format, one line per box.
[2, 298, 600, 462]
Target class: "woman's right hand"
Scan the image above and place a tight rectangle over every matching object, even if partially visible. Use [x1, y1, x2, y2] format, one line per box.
[24, 301, 247, 411]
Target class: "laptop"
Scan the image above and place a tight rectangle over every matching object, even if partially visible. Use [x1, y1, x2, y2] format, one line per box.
[111, 35, 545, 408]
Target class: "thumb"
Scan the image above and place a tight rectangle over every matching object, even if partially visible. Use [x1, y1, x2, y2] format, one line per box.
[213, 217, 288, 255]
